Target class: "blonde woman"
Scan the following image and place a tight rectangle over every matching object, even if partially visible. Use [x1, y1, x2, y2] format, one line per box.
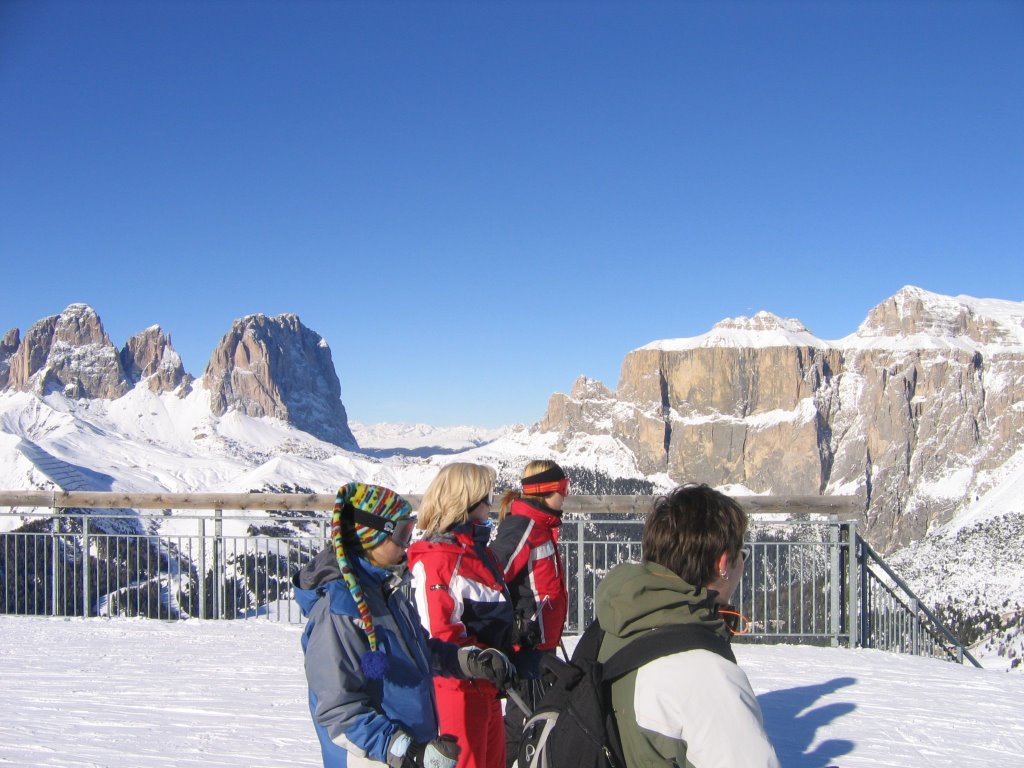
[292, 482, 513, 768]
[489, 460, 570, 768]
[408, 463, 515, 768]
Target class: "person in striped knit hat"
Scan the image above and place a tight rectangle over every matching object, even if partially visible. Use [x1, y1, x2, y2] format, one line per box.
[293, 482, 516, 768]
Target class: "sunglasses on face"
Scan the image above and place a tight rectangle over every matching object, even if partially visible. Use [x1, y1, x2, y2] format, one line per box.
[740, 544, 752, 563]
[468, 490, 494, 513]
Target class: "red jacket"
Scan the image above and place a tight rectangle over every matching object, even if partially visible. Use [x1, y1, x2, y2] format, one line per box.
[489, 499, 568, 651]
[408, 522, 514, 654]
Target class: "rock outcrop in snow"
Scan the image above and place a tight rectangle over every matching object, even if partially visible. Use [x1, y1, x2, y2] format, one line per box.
[4, 305, 129, 399]
[2, 306, 196, 400]
[203, 313, 357, 449]
[0, 328, 19, 389]
[538, 287, 1024, 551]
[121, 326, 193, 395]
[1, 306, 357, 450]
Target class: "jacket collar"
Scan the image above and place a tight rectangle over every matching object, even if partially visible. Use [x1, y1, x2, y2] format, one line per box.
[511, 498, 563, 528]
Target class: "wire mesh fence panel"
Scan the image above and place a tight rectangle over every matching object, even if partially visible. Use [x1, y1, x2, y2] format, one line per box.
[0, 501, 976, 664]
[4, 511, 849, 641]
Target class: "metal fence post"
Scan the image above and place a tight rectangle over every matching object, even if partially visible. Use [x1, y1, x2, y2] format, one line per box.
[82, 515, 90, 618]
[845, 521, 858, 649]
[829, 516, 840, 647]
[858, 535, 870, 648]
[213, 509, 222, 619]
[198, 517, 207, 619]
[51, 512, 60, 617]
[910, 597, 919, 655]
[576, 518, 586, 633]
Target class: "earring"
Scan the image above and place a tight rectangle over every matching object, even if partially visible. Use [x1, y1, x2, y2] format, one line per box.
[719, 570, 729, 581]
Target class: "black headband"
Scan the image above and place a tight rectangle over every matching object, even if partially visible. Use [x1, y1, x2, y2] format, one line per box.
[522, 465, 566, 486]
[345, 503, 405, 534]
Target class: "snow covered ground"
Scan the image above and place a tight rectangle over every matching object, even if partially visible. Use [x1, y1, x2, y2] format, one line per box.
[2, 616, 1023, 767]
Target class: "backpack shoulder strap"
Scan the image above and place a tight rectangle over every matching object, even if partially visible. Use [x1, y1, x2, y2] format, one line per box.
[570, 619, 607, 662]
[601, 623, 736, 682]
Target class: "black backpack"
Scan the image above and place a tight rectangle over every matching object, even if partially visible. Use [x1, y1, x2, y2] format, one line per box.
[517, 619, 736, 768]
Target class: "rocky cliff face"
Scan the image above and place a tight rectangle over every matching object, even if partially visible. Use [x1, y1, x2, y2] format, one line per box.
[1, 306, 195, 399]
[539, 288, 1024, 551]
[120, 326, 193, 395]
[5, 305, 129, 399]
[202, 313, 357, 449]
[0, 328, 19, 389]
[2, 307, 356, 449]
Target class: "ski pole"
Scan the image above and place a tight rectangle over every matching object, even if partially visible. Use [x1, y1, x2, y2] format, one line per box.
[505, 685, 533, 718]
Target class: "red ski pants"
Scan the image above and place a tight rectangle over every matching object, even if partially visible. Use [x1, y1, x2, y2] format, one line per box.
[433, 676, 505, 768]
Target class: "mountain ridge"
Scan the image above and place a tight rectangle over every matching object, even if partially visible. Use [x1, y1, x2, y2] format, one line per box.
[2, 287, 1023, 668]
[539, 285, 1024, 551]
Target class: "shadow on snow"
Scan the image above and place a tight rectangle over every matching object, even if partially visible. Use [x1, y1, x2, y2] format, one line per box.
[759, 676, 857, 768]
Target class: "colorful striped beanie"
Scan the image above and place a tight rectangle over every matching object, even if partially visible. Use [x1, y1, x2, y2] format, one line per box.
[331, 482, 413, 679]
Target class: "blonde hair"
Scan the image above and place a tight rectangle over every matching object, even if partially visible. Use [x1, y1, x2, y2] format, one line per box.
[498, 459, 563, 522]
[417, 462, 497, 535]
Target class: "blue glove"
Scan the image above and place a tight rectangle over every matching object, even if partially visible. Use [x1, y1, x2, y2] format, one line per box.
[387, 732, 461, 768]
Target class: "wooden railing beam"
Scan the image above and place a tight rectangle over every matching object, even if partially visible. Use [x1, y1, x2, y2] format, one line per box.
[0, 490, 862, 517]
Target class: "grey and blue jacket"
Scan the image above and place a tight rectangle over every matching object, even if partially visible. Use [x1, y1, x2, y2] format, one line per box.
[293, 546, 463, 767]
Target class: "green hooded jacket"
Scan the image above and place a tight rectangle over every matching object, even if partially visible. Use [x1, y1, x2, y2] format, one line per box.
[595, 561, 778, 768]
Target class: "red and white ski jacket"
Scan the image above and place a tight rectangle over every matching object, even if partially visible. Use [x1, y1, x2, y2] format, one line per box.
[408, 522, 514, 654]
[489, 499, 568, 651]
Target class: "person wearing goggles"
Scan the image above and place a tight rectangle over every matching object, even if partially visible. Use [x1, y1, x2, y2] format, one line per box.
[408, 463, 515, 768]
[292, 482, 514, 768]
[489, 461, 571, 768]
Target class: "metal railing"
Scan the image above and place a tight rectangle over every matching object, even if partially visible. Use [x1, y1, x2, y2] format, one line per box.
[558, 515, 859, 648]
[857, 536, 981, 667]
[1, 510, 326, 623]
[0, 491, 978, 665]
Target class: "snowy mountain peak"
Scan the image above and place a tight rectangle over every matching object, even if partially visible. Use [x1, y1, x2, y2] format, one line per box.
[120, 326, 192, 395]
[845, 286, 1024, 351]
[5, 304, 128, 399]
[567, 375, 615, 401]
[638, 310, 828, 352]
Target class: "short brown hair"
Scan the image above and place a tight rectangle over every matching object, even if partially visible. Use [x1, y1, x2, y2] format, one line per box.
[642, 484, 748, 587]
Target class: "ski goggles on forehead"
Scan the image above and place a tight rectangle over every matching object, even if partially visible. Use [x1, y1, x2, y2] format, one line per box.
[521, 477, 570, 496]
[350, 507, 417, 547]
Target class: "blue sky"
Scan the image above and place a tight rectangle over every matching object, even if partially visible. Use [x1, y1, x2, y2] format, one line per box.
[2, 1, 1022, 427]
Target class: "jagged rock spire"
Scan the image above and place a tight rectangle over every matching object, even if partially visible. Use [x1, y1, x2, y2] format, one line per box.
[203, 313, 357, 449]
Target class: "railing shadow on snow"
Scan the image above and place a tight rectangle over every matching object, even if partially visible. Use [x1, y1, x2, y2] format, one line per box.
[758, 676, 856, 768]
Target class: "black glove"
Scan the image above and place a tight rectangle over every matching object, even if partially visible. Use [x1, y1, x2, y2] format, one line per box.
[387, 733, 461, 768]
[512, 613, 542, 648]
[457, 646, 517, 689]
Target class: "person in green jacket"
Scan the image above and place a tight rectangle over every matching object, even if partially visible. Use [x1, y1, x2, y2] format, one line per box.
[596, 483, 780, 768]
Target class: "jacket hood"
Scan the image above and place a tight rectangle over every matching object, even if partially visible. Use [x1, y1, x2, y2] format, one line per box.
[291, 546, 407, 617]
[595, 561, 727, 641]
[293, 545, 342, 592]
